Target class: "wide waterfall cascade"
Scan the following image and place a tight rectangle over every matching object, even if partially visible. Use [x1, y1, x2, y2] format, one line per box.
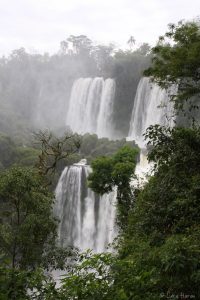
[66, 77, 116, 139]
[128, 77, 175, 148]
[54, 161, 117, 253]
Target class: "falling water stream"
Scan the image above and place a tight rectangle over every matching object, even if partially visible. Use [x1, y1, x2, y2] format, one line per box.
[66, 77, 116, 138]
[128, 77, 176, 183]
[128, 77, 175, 148]
[54, 160, 117, 253]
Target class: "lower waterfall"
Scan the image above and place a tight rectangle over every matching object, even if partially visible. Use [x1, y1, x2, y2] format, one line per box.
[54, 160, 116, 253]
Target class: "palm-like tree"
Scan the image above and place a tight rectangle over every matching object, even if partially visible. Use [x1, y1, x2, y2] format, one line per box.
[127, 36, 136, 50]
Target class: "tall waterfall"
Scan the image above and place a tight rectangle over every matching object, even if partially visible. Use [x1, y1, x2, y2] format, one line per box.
[54, 160, 116, 253]
[128, 77, 175, 147]
[127, 77, 176, 184]
[66, 77, 116, 139]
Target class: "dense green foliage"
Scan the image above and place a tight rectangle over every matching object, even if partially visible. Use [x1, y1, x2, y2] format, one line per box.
[58, 252, 114, 300]
[111, 126, 200, 299]
[0, 133, 41, 170]
[0, 134, 19, 169]
[0, 131, 134, 189]
[79, 133, 137, 163]
[0, 166, 57, 269]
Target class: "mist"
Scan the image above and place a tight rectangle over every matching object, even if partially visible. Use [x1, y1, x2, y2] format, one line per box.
[0, 37, 151, 142]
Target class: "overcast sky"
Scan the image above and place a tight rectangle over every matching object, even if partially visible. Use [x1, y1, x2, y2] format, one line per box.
[0, 0, 199, 55]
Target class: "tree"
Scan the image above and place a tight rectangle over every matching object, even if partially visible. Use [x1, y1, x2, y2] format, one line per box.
[60, 40, 69, 54]
[88, 145, 138, 229]
[58, 251, 114, 300]
[91, 44, 115, 73]
[67, 35, 93, 56]
[136, 43, 151, 56]
[127, 36, 136, 50]
[34, 130, 81, 177]
[0, 133, 17, 169]
[144, 21, 200, 113]
[0, 166, 57, 270]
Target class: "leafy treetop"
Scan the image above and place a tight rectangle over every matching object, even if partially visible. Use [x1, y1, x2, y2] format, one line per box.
[144, 21, 200, 112]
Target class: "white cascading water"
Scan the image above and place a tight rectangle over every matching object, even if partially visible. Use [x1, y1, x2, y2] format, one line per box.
[66, 77, 116, 139]
[128, 77, 175, 148]
[96, 78, 116, 138]
[54, 160, 116, 253]
[128, 77, 176, 184]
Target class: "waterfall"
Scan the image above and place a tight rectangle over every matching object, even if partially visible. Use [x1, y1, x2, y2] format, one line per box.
[66, 77, 116, 139]
[127, 77, 176, 184]
[128, 77, 175, 148]
[54, 160, 116, 253]
[96, 78, 116, 138]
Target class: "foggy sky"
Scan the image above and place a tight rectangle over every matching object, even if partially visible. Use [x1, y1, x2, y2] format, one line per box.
[0, 0, 199, 55]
